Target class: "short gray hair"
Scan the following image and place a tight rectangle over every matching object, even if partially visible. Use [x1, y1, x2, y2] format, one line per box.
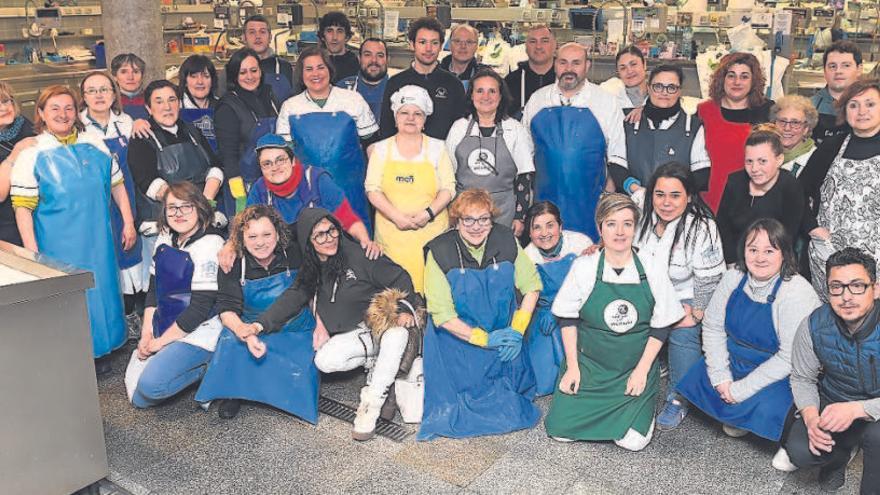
[770, 95, 819, 132]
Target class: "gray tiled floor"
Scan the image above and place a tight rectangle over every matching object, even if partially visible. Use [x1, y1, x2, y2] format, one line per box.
[99, 343, 865, 495]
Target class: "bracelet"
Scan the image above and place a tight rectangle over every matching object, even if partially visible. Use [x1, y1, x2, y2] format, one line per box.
[623, 177, 641, 194]
[425, 206, 436, 222]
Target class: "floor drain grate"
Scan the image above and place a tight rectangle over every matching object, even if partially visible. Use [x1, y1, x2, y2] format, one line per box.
[318, 396, 411, 442]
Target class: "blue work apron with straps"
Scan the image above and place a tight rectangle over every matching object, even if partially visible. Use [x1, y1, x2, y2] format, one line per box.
[151, 243, 195, 337]
[180, 107, 218, 152]
[103, 123, 143, 269]
[264, 57, 294, 105]
[526, 253, 575, 396]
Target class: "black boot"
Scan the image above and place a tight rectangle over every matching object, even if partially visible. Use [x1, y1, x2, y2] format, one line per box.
[380, 386, 397, 421]
[218, 399, 242, 419]
[94, 356, 112, 376]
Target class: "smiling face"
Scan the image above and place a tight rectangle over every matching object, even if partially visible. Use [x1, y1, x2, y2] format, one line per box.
[310, 218, 340, 260]
[410, 28, 442, 68]
[146, 86, 180, 127]
[845, 88, 880, 137]
[186, 69, 212, 100]
[648, 71, 682, 109]
[472, 76, 501, 117]
[529, 212, 562, 252]
[828, 263, 880, 326]
[0, 92, 15, 128]
[38, 94, 77, 136]
[450, 26, 478, 65]
[824, 51, 862, 94]
[243, 216, 279, 264]
[244, 20, 270, 57]
[457, 205, 493, 246]
[394, 105, 426, 136]
[744, 229, 783, 281]
[723, 63, 753, 104]
[237, 56, 262, 92]
[599, 208, 636, 254]
[525, 27, 555, 67]
[359, 40, 388, 82]
[302, 54, 331, 96]
[164, 192, 199, 237]
[322, 25, 349, 56]
[82, 73, 115, 114]
[259, 147, 294, 185]
[652, 177, 689, 223]
[744, 142, 783, 189]
[555, 45, 589, 93]
[114, 63, 143, 94]
[775, 106, 811, 149]
[617, 53, 646, 89]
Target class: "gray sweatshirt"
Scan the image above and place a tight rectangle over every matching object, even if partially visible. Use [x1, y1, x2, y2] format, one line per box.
[703, 270, 821, 402]
[790, 316, 880, 421]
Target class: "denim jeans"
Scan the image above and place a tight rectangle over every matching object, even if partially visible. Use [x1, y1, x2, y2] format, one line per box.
[132, 341, 212, 408]
[667, 310, 702, 405]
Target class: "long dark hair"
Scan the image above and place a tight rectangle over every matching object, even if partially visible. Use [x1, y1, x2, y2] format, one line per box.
[736, 218, 799, 280]
[225, 48, 262, 92]
[294, 214, 348, 298]
[465, 69, 512, 124]
[638, 162, 717, 263]
[178, 55, 218, 102]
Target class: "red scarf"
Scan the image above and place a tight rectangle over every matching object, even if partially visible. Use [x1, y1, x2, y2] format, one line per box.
[265, 159, 303, 198]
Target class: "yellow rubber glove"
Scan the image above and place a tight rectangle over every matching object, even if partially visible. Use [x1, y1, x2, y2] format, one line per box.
[510, 309, 533, 335]
[229, 176, 247, 213]
[468, 327, 489, 347]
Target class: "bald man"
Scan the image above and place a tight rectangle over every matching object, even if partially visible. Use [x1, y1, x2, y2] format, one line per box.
[439, 24, 487, 91]
[521, 43, 627, 241]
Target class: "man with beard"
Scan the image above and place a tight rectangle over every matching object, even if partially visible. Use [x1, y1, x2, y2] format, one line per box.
[319, 12, 359, 83]
[521, 43, 626, 241]
[505, 24, 556, 118]
[243, 15, 298, 104]
[377, 17, 467, 140]
[811, 41, 864, 144]
[337, 38, 389, 123]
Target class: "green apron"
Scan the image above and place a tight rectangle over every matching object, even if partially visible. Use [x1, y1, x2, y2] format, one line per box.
[544, 251, 658, 440]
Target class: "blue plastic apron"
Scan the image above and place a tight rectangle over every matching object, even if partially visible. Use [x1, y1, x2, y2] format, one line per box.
[530, 106, 607, 242]
[676, 275, 792, 441]
[289, 112, 371, 233]
[33, 142, 126, 357]
[196, 257, 319, 422]
[255, 166, 324, 224]
[264, 57, 293, 105]
[418, 257, 540, 440]
[151, 243, 194, 338]
[103, 124, 143, 269]
[180, 108, 218, 152]
[234, 92, 278, 186]
[526, 253, 575, 396]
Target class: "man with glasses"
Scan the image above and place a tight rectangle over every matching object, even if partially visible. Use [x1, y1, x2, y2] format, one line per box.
[613, 64, 710, 194]
[378, 17, 467, 140]
[243, 15, 298, 104]
[505, 24, 557, 118]
[439, 24, 487, 91]
[782, 247, 880, 494]
[812, 41, 864, 144]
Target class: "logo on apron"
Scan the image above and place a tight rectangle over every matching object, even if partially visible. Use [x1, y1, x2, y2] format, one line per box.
[466, 148, 497, 176]
[604, 299, 638, 333]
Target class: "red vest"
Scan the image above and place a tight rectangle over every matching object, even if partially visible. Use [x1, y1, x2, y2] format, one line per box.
[698, 100, 752, 212]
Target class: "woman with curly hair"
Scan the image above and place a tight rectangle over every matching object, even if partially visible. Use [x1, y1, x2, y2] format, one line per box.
[698, 52, 773, 211]
[196, 205, 318, 421]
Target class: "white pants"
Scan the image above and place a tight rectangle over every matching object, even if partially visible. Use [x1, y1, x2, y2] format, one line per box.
[314, 323, 409, 402]
[614, 420, 655, 452]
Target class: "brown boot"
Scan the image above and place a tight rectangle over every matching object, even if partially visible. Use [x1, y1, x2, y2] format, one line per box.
[380, 385, 397, 421]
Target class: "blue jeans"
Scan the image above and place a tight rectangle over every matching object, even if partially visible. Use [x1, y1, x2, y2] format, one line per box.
[667, 321, 702, 404]
[132, 341, 212, 408]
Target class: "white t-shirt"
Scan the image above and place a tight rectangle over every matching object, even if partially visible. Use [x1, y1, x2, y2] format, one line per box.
[276, 86, 378, 140]
[445, 116, 535, 176]
[521, 81, 628, 168]
[551, 249, 685, 329]
[524, 230, 593, 265]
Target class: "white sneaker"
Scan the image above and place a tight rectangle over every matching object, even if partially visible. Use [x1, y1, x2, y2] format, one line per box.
[771, 447, 798, 472]
[722, 424, 749, 438]
[550, 436, 576, 443]
[352, 386, 383, 441]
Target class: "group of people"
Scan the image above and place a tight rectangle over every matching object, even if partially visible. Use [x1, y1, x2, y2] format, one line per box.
[0, 13, 878, 494]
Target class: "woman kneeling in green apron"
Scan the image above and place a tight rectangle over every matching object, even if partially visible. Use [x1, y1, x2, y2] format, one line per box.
[545, 193, 685, 451]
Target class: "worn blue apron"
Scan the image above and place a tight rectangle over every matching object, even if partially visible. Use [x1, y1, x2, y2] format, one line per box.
[151, 243, 194, 337]
[196, 257, 319, 422]
[418, 258, 540, 440]
[264, 57, 294, 105]
[180, 108, 218, 151]
[248, 166, 325, 224]
[33, 142, 126, 357]
[103, 124, 143, 269]
[289, 112, 371, 233]
[677, 275, 792, 440]
[526, 253, 575, 396]
[530, 107, 607, 242]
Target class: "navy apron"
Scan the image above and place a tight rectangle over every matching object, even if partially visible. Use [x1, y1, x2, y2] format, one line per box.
[418, 254, 540, 440]
[104, 124, 143, 269]
[289, 112, 371, 233]
[122, 103, 148, 121]
[526, 253, 575, 396]
[196, 257, 319, 422]
[33, 142, 126, 357]
[151, 243, 194, 337]
[264, 57, 294, 105]
[530, 106, 607, 242]
[677, 275, 792, 441]
[180, 107, 218, 151]
[234, 91, 278, 187]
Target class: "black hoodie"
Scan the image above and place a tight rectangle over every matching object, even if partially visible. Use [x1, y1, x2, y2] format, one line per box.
[257, 208, 421, 334]
[504, 60, 556, 118]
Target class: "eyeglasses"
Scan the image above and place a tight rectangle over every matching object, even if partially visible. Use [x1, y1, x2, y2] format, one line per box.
[311, 226, 339, 244]
[83, 87, 113, 96]
[166, 203, 195, 217]
[828, 281, 871, 296]
[650, 83, 681, 94]
[461, 215, 492, 227]
[0, 98, 14, 107]
[775, 119, 807, 130]
[260, 155, 291, 170]
[451, 39, 477, 46]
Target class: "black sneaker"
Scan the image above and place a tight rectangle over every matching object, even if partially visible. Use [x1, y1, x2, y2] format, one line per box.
[818, 463, 847, 492]
[94, 357, 112, 376]
[218, 399, 241, 419]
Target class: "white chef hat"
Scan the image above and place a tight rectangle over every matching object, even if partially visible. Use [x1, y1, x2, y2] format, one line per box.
[390, 85, 433, 116]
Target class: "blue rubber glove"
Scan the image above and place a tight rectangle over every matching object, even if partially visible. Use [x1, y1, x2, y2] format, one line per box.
[498, 340, 523, 362]
[487, 327, 522, 348]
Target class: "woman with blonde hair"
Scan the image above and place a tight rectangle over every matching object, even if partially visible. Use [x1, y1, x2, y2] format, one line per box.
[545, 193, 684, 451]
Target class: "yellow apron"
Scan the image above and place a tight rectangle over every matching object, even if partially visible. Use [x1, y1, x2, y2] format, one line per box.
[375, 137, 449, 293]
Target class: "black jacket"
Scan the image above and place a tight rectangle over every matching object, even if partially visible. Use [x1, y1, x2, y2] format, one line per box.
[0, 117, 34, 245]
[214, 85, 278, 181]
[439, 55, 488, 83]
[504, 61, 555, 117]
[128, 117, 219, 195]
[329, 50, 360, 84]
[378, 65, 468, 140]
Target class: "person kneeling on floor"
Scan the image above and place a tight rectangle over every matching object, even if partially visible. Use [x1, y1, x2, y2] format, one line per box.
[781, 247, 880, 494]
[251, 207, 422, 440]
